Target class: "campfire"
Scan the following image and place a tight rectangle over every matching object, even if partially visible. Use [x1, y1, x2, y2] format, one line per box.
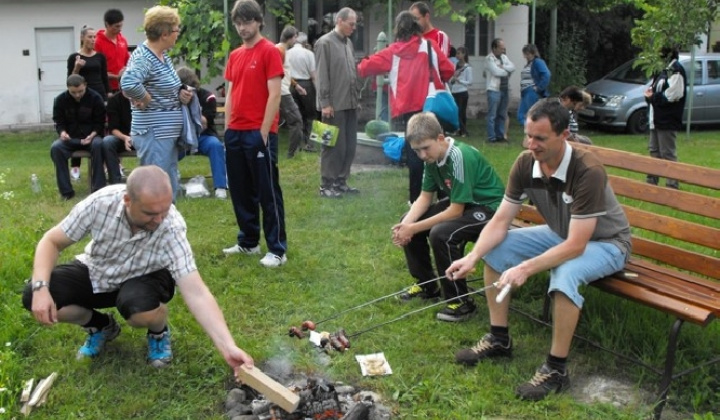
[224, 373, 391, 420]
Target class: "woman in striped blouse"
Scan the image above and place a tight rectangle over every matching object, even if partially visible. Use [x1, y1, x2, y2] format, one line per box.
[120, 5, 193, 199]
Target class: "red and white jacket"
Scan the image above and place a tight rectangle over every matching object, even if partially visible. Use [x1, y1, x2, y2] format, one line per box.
[357, 35, 455, 119]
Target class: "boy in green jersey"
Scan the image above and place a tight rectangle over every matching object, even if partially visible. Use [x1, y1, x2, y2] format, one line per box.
[392, 112, 505, 322]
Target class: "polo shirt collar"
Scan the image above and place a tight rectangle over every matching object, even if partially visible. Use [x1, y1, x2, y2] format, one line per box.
[532, 141, 572, 182]
[438, 137, 455, 167]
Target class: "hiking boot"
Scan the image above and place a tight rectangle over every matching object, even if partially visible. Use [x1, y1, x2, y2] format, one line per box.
[646, 175, 659, 185]
[515, 363, 570, 401]
[147, 329, 173, 368]
[76, 314, 121, 360]
[436, 299, 477, 322]
[319, 187, 343, 198]
[398, 284, 440, 302]
[455, 333, 513, 366]
[259, 252, 287, 268]
[223, 244, 261, 255]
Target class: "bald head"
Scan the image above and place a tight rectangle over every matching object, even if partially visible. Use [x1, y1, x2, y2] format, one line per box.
[126, 165, 172, 201]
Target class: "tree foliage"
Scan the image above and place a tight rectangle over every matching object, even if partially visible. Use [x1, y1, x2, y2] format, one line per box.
[631, 0, 718, 76]
[158, 0, 231, 81]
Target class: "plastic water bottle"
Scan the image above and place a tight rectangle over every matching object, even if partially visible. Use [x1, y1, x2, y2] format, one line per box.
[30, 174, 41, 193]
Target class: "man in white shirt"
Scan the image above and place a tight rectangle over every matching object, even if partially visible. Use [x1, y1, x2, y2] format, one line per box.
[286, 32, 317, 153]
[485, 38, 515, 143]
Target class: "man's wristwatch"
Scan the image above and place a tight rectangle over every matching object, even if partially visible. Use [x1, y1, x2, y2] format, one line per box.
[31, 280, 49, 292]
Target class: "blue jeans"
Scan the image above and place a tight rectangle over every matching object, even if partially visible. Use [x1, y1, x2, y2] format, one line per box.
[486, 89, 508, 141]
[483, 225, 627, 308]
[517, 88, 540, 126]
[224, 129, 287, 257]
[196, 134, 227, 189]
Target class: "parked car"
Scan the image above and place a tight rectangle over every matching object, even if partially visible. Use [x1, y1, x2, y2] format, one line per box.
[578, 53, 720, 134]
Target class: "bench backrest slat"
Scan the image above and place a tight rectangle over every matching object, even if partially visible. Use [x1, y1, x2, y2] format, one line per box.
[576, 144, 720, 189]
[632, 237, 720, 279]
[622, 206, 720, 250]
[608, 176, 720, 220]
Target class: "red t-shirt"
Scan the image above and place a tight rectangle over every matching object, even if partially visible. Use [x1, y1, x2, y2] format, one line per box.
[95, 29, 130, 91]
[224, 38, 284, 133]
[423, 28, 450, 57]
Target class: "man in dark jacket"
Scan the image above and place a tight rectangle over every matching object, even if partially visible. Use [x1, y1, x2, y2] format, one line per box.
[102, 92, 133, 184]
[51, 74, 106, 199]
[644, 47, 687, 189]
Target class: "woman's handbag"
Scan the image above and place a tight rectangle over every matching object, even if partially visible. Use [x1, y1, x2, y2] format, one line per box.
[422, 41, 459, 131]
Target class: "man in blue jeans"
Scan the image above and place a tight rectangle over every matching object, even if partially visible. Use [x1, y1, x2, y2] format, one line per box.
[447, 99, 631, 401]
[485, 38, 515, 143]
[176, 67, 228, 199]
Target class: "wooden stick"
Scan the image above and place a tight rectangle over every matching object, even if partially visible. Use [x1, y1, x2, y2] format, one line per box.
[236, 365, 300, 413]
[20, 402, 32, 417]
[28, 372, 57, 407]
[20, 378, 34, 403]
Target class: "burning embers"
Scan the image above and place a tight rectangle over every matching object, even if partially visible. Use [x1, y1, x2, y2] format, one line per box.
[225, 376, 391, 420]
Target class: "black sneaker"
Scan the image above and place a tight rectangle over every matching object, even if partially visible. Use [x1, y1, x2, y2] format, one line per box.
[455, 333, 513, 366]
[319, 187, 343, 198]
[515, 363, 570, 401]
[398, 284, 440, 301]
[436, 299, 476, 322]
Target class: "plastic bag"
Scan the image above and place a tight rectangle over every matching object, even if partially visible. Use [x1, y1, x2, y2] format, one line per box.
[184, 175, 210, 198]
[382, 136, 405, 164]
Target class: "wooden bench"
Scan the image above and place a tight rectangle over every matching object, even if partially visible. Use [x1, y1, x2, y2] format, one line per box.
[71, 149, 137, 191]
[512, 143, 720, 420]
[215, 96, 226, 139]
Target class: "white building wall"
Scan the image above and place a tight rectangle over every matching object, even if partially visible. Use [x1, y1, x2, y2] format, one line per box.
[0, 0, 155, 128]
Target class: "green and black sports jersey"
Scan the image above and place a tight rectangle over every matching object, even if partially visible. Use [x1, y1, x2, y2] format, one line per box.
[422, 138, 505, 210]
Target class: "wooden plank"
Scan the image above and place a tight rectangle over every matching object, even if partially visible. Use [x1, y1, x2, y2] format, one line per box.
[622, 206, 720, 249]
[20, 378, 34, 403]
[617, 265, 720, 315]
[591, 278, 715, 326]
[609, 176, 720, 220]
[28, 372, 57, 407]
[574, 143, 720, 189]
[237, 365, 300, 413]
[631, 237, 720, 279]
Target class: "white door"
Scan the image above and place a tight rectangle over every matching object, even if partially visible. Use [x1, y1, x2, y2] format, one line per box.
[36, 27, 74, 123]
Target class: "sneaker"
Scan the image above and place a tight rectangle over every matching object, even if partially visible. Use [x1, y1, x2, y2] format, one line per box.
[223, 244, 261, 255]
[334, 184, 360, 194]
[76, 314, 121, 360]
[436, 299, 477, 322]
[147, 329, 173, 368]
[319, 187, 343, 198]
[259, 252, 287, 268]
[398, 284, 441, 301]
[515, 363, 570, 401]
[215, 188, 228, 199]
[71, 167, 81, 181]
[455, 333, 513, 366]
[302, 144, 317, 153]
[119, 164, 126, 179]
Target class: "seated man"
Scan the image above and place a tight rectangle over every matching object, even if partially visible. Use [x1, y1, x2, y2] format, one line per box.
[50, 74, 106, 199]
[22, 165, 254, 372]
[176, 67, 228, 199]
[392, 112, 505, 322]
[102, 91, 134, 184]
[447, 99, 631, 401]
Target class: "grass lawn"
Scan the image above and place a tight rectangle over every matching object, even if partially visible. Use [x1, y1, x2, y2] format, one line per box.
[0, 119, 718, 419]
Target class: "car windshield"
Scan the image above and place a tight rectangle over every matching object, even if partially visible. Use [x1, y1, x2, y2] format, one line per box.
[605, 60, 649, 84]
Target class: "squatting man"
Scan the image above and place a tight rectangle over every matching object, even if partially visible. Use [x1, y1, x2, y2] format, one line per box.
[23, 165, 254, 373]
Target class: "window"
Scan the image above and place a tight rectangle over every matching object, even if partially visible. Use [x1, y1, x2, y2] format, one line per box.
[464, 15, 490, 56]
[707, 60, 720, 85]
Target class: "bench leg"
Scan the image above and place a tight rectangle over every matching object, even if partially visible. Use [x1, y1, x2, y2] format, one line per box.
[541, 293, 551, 322]
[653, 318, 684, 420]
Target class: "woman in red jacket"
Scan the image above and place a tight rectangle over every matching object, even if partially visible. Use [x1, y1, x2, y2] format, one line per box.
[358, 11, 454, 203]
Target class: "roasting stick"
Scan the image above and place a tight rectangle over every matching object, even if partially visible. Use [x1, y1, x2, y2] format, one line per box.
[346, 282, 512, 339]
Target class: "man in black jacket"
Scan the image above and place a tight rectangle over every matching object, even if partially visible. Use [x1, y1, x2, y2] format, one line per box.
[102, 92, 133, 185]
[51, 74, 106, 199]
[644, 47, 687, 189]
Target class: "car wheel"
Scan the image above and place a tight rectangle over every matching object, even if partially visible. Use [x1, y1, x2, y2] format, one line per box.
[627, 108, 649, 134]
